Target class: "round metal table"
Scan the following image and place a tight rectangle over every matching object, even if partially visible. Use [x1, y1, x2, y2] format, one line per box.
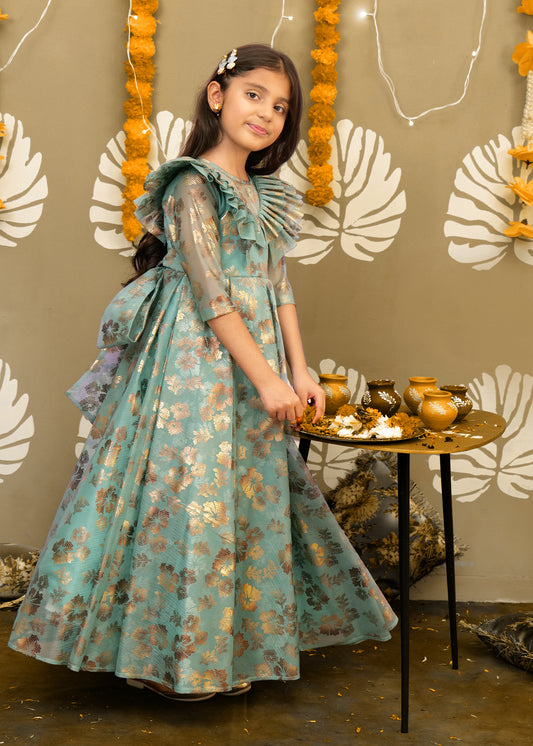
[297, 410, 506, 733]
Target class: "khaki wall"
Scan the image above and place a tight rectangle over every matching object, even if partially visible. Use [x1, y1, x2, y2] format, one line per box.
[1, 0, 531, 601]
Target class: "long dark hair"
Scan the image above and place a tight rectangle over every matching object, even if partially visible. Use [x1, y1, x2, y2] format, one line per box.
[182, 43, 302, 176]
[126, 44, 302, 284]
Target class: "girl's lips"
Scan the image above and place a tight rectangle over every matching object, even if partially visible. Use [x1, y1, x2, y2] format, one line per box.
[247, 123, 268, 136]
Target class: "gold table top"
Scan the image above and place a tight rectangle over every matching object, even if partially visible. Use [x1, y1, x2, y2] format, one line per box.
[297, 409, 506, 456]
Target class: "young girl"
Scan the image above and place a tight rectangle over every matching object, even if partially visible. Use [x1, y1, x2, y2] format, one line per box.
[9, 44, 396, 700]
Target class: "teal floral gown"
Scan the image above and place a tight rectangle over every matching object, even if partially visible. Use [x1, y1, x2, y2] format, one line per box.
[9, 158, 397, 693]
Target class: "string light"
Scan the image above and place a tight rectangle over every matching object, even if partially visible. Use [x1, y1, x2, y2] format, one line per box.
[271, 0, 294, 47]
[359, 0, 487, 126]
[0, 0, 54, 73]
[125, 2, 164, 153]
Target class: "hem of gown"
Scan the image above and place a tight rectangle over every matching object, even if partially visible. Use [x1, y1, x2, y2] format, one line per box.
[7, 620, 397, 690]
[7, 642, 301, 691]
[300, 625, 397, 652]
[113, 671, 301, 693]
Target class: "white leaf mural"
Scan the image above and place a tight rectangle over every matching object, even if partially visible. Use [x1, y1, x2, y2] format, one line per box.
[75, 416, 92, 459]
[280, 120, 406, 264]
[90, 112, 192, 256]
[304, 359, 367, 489]
[445, 126, 533, 270]
[0, 112, 48, 248]
[428, 365, 533, 501]
[0, 359, 35, 483]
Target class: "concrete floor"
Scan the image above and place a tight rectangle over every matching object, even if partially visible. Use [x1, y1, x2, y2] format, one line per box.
[1, 602, 532, 745]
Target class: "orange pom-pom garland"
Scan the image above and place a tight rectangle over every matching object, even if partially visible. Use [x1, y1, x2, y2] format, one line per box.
[306, 0, 339, 207]
[122, 0, 158, 242]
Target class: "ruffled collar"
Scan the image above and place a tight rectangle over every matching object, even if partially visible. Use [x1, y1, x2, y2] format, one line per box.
[134, 156, 302, 254]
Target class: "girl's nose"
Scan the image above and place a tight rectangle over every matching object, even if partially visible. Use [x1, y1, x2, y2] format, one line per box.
[258, 104, 272, 121]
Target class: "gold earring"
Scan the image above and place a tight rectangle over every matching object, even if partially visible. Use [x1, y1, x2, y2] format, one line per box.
[212, 102, 221, 112]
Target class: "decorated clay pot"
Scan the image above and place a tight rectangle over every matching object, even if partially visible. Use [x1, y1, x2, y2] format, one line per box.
[440, 385, 473, 422]
[319, 374, 351, 415]
[403, 376, 438, 414]
[419, 390, 458, 431]
[361, 379, 402, 417]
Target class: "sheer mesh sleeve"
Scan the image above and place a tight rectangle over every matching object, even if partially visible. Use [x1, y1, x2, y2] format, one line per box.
[162, 171, 236, 322]
[268, 249, 296, 307]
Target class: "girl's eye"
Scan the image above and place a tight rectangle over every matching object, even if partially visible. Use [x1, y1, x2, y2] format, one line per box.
[274, 105, 287, 115]
[247, 91, 259, 100]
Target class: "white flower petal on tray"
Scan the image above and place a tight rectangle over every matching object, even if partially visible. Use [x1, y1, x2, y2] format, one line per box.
[334, 415, 359, 427]
[337, 427, 356, 438]
[375, 424, 403, 438]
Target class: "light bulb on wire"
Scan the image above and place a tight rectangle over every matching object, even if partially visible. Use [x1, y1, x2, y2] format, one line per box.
[357, 0, 487, 127]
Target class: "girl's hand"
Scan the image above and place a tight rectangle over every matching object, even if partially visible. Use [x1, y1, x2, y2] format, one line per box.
[291, 372, 326, 423]
[257, 377, 305, 423]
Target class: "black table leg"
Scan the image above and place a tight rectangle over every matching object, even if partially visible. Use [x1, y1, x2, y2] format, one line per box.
[439, 453, 459, 669]
[298, 437, 310, 463]
[397, 453, 410, 733]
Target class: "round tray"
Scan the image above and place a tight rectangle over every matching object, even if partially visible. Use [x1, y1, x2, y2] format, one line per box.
[295, 425, 425, 445]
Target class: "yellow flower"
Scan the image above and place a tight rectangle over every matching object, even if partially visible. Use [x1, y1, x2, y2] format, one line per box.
[122, 0, 158, 241]
[517, 0, 533, 14]
[0, 198, 5, 209]
[308, 140, 332, 163]
[133, 0, 158, 12]
[311, 48, 337, 66]
[307, 163, 333, 183]
[308, 103, 335, 126]
[307, 0, 339, 207]
[312, 64, 338, 85]
[512, 30, 533, 76]
[314, 7, 340, 26]
[308, 125, 334, 143]
[507, 176, 533, 204]
[0, 9, 9, 20]
[128, 14, 157, 37]
[306, 185, 333, 206]
[310, 83, 337, 106]
[504, 220, 533, 239]
[508, 143, 533, 162]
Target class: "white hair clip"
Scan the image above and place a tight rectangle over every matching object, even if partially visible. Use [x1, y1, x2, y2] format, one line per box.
[217, 48, 238, 76]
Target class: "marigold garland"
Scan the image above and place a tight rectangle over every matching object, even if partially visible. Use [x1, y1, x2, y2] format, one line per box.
[306, 0, 339, 207]
[122, 0, 158, 242]
[517, 0, 533, 15]
[504, 220, 533, 238]
[506, 9, 533, 240]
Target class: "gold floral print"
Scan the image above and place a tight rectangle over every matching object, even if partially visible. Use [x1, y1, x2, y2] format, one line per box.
[9, 159, 396, 692]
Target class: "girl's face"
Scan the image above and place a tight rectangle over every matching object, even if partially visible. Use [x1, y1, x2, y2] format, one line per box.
[209, 68, 291, 158]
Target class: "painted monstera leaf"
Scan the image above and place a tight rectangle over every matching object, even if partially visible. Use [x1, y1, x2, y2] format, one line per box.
[75, 416, 92, 458]
[445, 126, 533, 270]
[428, 365, 533, 501]
[90, 112, 192, 255]
[0, 359, 35, 483]
[280, 120, 406, 264]
[305, 360, 367, 490]
[0, 112, 48, 248]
